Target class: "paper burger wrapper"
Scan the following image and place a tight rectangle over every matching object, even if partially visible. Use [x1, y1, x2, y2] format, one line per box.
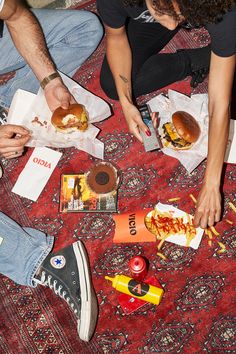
[113, 209, 156, 243]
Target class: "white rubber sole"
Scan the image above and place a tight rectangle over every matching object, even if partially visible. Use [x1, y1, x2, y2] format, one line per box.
[73, 241, 98, 342]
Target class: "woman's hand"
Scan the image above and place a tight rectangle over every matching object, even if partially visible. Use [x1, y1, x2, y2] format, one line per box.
[194, 182, 221, 229]
[121, 102, 158, 142]
[44, 78, 76, 112]
[0, 125, 31, 159]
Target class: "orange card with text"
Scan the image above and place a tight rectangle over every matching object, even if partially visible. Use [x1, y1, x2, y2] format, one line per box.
[113, 209, 156, 243]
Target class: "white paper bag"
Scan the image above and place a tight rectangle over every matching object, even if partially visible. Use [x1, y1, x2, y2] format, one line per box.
[224, 119, 236, 164]
[12, 147, 62, 201]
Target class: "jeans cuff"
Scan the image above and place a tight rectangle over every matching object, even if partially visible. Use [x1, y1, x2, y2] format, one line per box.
[30, 235, 54, 287]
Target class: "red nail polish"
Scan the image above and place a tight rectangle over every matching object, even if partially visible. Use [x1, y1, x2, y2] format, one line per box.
[146, 130, 151, 137]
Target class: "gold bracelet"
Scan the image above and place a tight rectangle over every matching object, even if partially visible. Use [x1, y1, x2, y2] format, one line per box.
[40, 72, 61, 89]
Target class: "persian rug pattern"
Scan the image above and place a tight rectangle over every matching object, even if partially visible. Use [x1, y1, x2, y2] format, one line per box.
[0, 1, 235, 353]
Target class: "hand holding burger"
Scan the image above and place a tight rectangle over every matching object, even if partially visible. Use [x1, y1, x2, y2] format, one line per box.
[51, 103, 89, 133]
[161, 111, 201, 150]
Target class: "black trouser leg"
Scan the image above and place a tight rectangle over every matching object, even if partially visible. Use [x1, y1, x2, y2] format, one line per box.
[133, 50, 190, 97]
[100, 19, 191, 100]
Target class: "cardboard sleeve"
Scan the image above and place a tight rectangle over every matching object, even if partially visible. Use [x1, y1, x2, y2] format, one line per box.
[113, 209, 156, 243]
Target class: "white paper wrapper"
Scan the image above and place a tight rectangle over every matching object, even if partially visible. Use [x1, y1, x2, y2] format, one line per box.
[147, 202, 204, 249]
[224, 119, 236, 164]
[148, 90, 209, 173]
[7, 72, 111, 159]
[12, 147, 62, 201]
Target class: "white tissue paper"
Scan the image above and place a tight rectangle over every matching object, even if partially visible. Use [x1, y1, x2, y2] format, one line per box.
[7, 72, 111, 159]
[224, 119, 236, 164]
[12, 147, 62, 201]
[151, 203, 204, 249]
[147, 90, 209, 174]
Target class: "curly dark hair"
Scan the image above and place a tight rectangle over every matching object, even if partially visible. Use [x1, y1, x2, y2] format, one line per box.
[123, 0, 236, 26]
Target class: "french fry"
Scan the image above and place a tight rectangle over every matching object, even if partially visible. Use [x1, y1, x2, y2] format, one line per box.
[228, 202, 236, 214]
[217, 249, 226, 254]
[217, 241, 226, 254]
[157, 239, 165, 250]
[210, 226, 220, 236]
[218, 241, 225, 248]
[189, 194, 197, 204]
[226, 219, 233, 225]
[208, 240, 212, 247]
[205, 228, 213, 239]
[186, 213, 191, 223]
[168, 197, 181, 202]
[157, 252, 167, 260]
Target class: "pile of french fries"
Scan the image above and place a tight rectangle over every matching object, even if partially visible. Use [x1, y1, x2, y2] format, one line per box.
[145, 208, 197, 260]
[150, 196, 235, 260]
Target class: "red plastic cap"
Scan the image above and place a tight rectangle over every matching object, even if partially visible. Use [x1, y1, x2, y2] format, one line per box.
[128, 256, 148, 280]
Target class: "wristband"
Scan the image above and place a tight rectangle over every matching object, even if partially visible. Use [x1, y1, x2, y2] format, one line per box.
[40, 72, 60, 89]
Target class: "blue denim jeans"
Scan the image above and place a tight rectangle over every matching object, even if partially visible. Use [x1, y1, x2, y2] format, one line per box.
[0, 212, 54, 286]
[0, 8, 103, 108]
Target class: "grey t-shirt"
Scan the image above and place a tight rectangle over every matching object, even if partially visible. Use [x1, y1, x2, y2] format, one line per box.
[97, 0, 236, 57]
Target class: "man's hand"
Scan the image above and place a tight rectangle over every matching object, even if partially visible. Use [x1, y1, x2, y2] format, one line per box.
[0, 125, 31, 159]
[193, 183, 221, 229]
[44, 78, 76, 112]
[121, 103, 158, 142]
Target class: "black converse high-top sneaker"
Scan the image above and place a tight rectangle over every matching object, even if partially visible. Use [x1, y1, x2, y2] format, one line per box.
[34, 240, 98, 342]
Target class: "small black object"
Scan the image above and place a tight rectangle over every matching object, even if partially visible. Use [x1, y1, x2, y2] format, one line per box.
[0, 20, 3, 38]
[95, 171, 110, 185]
[0, 106, 8, 125]
[138, 104, 151, 121]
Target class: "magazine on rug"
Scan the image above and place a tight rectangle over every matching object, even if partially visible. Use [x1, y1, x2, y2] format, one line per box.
[59, 173, 118, 213]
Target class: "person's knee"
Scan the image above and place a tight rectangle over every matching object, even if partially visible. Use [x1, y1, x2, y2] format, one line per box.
[83, 11, 103, 47]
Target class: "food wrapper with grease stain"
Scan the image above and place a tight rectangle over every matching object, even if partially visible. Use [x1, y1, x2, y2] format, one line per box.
[145, 202, 204, 249]
[7, 72, 111, 159]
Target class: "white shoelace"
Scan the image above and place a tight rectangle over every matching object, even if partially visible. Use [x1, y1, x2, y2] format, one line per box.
[35, 271, 78, 315]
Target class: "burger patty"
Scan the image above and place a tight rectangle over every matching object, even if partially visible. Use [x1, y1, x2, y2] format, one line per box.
[162, 122, 191, 148]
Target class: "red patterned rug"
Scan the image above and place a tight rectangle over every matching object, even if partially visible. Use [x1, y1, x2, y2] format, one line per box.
[0, 2, 236, 353]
